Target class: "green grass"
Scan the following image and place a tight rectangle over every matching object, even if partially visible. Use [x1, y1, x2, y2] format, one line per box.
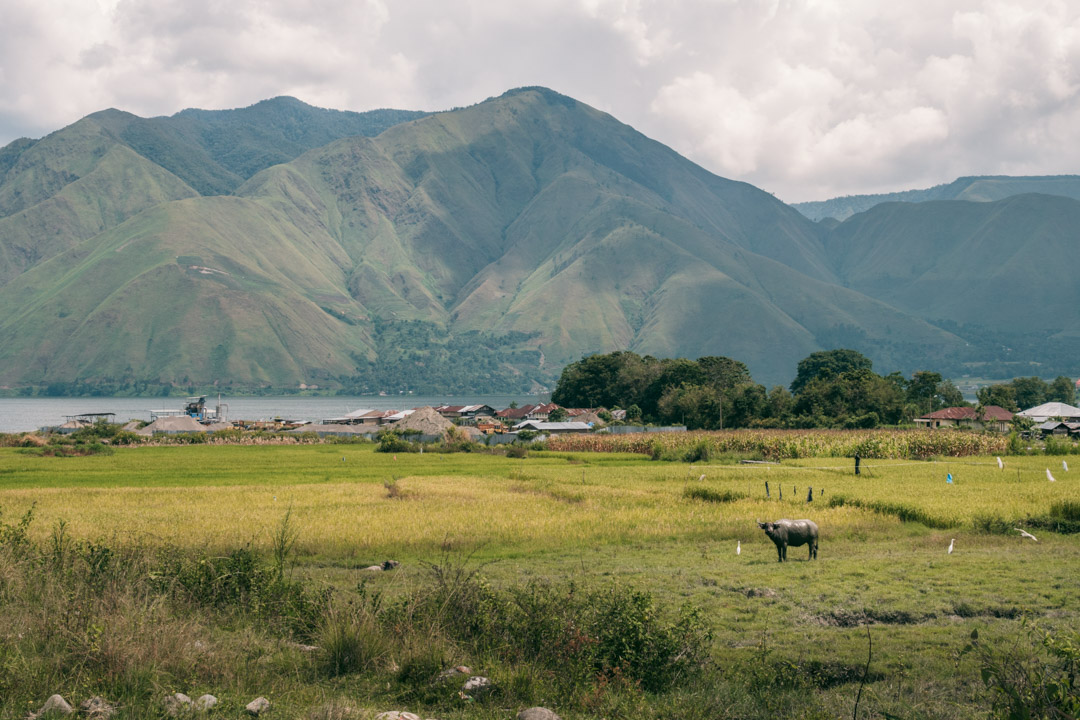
[1, 444, 1078, 718]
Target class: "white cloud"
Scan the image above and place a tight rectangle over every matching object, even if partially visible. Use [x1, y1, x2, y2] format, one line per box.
[2, 0, 1080, 201]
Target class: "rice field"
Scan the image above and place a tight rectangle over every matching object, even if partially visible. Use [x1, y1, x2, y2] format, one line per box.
[2, 440, 1079, 719]
[0, 443, 1073, 559]
[546, 428, 1012, 459]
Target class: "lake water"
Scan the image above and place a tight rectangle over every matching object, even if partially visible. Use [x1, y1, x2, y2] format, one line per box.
[0, 394, 542, 433]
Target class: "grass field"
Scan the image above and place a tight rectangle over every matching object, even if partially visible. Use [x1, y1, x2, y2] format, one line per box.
[1, 443, 1078, 719]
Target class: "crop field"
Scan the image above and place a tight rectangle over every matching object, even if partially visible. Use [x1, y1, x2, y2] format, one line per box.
[1, 441, 1078, 719]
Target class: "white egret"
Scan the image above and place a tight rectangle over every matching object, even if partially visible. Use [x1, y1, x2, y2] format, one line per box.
[698, 474, 706, 482]
[1047, 468, 1057, 482]
[947, 539, 954, 554]
[997, 457, 1003, 470]
[1064, 461, 1069, 472]
[1014, 528, 1038, 542]
[736, 540, 741, 556]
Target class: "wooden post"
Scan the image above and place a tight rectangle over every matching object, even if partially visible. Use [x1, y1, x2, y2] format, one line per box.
[855, 454, 861, 475]
[807, 486, 813, 503]
[765, 481, 770, 498]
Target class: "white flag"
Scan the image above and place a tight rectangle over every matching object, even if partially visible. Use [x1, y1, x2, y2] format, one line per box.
[997, 457, 1003, 470]
[1064, 461, 1069, 472]
[1047, 468, 1057, 482]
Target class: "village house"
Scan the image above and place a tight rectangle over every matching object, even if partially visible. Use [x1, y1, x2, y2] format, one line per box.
[914, 405, 1013, 432]
[512, 420, 592, 434]
[1016, 402, 1080, 423]
[433, 404, 497, 424]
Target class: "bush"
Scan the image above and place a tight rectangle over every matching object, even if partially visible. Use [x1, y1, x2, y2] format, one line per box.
[684, 486, 747, 504]
[968, 624, 1080, 720]
[318, 607, 389, 676]
[376, 431, 418, 454]
[1044, 435, 1076, 455]
[154, 547, 329, 637]
[398, 557, 713, 694]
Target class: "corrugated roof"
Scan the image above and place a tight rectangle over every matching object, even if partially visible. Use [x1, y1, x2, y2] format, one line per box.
[919, 405, 1013, 421]
[513, 421, 591, 431]
[1017, 402, 1080, 420]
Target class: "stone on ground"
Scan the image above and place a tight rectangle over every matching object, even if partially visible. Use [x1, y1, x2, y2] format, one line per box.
[194, 694, 217, 711]
[31, 695, 73, 717]
[245, 697, 271, 715]
[517, 708, 562, 720]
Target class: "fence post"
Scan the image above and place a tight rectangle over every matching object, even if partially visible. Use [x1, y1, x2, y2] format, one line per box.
[807, 486, 813, 503]
[855, 454, 861, 475]
[765, 481, 770, 498]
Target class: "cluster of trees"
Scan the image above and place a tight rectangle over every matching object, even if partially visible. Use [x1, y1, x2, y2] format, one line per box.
[975, 375, 1076, 411]
[551, 349, 977, 430]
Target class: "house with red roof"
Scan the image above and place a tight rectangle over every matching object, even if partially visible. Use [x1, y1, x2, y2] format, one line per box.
[914, 405, 1013, 432]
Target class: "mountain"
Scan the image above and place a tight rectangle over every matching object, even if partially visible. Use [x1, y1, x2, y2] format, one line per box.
[4, 88, 1058, 394]
[794, 175, 1080, 222]
[825, 193, 1080, 332]
[0, 98, 428, 284]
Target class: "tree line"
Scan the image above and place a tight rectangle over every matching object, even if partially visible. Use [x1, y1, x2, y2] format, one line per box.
[550, 349, 1073, 430]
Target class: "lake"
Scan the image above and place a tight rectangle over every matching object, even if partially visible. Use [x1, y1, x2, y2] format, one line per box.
[0, 394, 542, 433]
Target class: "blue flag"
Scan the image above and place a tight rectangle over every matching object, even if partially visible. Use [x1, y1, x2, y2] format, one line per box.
[946, 473, 954, 484]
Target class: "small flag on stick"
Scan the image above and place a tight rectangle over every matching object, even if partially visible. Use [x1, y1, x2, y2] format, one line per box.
[946, 473, 953, 484]
[1047, 468, 1057, 482]
[997, 457, 1003, 470]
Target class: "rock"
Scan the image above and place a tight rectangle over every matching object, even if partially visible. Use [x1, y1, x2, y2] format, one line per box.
[461, 676, 492, 696]
[163, 694, 191, 717]
[194, 694, 218, 711]
[436, 665, 472, 681]
[374, 712, 420, 720]
[362, 565, 383, 572]
[31, 695, 73, 717]
[517, 708, 561, 720]
[381, 560, 400, 570]
[245, 697, 271, 715]
[78, 697, 116, 718]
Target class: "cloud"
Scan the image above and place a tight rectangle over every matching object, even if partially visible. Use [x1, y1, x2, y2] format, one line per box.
[2, 0, 1080, 201]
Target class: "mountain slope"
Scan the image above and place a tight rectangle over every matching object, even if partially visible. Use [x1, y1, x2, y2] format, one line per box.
[0, 98, 428, 286]
[0, 88, 976, 391]
[796, 175, 1080, 221]
[824, 193, 1080, 337]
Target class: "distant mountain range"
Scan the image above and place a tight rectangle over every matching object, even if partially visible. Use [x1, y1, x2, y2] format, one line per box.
[793, 175, 1080, 222]
[0, 88, 1076, 394]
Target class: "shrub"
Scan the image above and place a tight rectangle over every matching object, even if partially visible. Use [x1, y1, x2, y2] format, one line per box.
[318, 607, 389, 676]
[1044, 435, 1076, 455]
[968, 624, 1080, 720]
[683, 486, 747, 504]
[376, 432, 417, 454]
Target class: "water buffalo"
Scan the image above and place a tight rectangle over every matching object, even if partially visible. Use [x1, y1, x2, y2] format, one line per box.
[757, 519, 819, 562]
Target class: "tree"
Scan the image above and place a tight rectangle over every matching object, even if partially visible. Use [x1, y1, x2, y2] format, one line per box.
[1011, 376, 1048, 410]
[656, 384, 722, 430]
[698, 356, 752, 390]
[907, 371, 943, 414]
[937, 380, 966, 408]
[977, 384, 1018, 412]
[793, 368, 904, 427]
[548, 407, 569, 422]
[790, 349, 873, 394]
[1048, 376, 1076, 405]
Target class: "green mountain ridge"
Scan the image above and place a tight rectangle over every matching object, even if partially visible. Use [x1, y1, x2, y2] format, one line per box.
[0, 88, 1074, 393]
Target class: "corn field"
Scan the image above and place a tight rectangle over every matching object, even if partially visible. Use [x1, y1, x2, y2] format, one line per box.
[546, 428, 1010, 459]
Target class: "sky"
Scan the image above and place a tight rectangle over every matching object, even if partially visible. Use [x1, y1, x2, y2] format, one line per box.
[3, 0, 1080, 203]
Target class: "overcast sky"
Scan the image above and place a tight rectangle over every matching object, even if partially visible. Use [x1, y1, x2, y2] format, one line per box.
[3, 0, 1079, 202]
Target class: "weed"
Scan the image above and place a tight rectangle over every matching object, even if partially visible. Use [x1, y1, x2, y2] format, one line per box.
[683, 486, 747, 504]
